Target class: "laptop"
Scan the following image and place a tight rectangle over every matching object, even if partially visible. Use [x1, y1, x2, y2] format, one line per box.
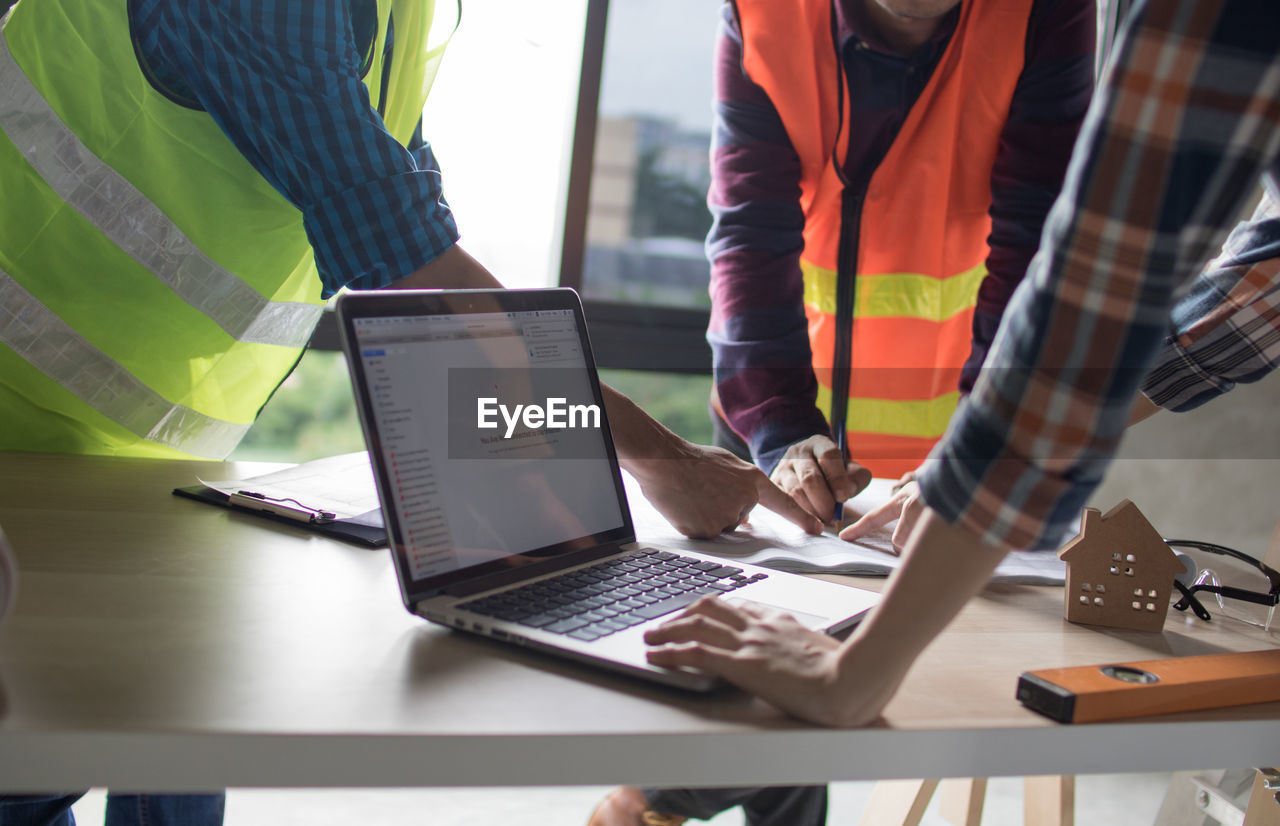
[336, 287, 879, 691]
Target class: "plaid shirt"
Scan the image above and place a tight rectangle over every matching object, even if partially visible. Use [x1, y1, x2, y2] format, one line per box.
[919, 0, 1280, 551]
[1141, 192, 1280, 411]
[133, 0, 458, 298]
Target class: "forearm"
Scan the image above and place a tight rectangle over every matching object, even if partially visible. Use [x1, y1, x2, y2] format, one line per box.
[386, 245, 677, 461]
[830, 506, 1007, 726]
[601, 383, 688, 473]
[388, 243, 501, 290]
[1127, 393, 1161, 426]
[603, 383, 822, 539]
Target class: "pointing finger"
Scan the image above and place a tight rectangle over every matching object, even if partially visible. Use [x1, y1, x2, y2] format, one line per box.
[755, 474, 823, 535]
[838, 494, 906, 545]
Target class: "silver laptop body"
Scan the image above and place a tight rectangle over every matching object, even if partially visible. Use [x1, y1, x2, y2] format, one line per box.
[337, 288, 878, 691]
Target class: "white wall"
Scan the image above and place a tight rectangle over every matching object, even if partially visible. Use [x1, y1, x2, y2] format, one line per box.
[1090, 371, 1280, 553]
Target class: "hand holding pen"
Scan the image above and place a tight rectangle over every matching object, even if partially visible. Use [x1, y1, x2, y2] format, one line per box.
[768, 433, 872, 527]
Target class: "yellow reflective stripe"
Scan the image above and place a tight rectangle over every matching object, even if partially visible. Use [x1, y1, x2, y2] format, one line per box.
[801, 260, 986, 321]
[815, 385, 960, 439]
[0, 270, 251, 458]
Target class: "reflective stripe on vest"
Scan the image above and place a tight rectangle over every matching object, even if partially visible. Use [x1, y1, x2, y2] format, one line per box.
[0, 270, 251, 456]
[0, 35, 322, 349]
[735, 0, 1030, 478]
[801, 260, 988, 322]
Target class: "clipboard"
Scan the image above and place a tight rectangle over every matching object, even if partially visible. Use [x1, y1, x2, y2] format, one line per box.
[172, 451, 387, 548]
[173, 484, 387, 547]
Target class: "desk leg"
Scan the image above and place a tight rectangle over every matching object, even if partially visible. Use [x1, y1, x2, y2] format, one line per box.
[1157, 769, 1263, 825]
[1243, 768, 1280, 826]
[939, 778, 988, 826]
[856, 779, 939, 826]
[1024, 775, 1075, 826]
[858, 775, 1072, 826]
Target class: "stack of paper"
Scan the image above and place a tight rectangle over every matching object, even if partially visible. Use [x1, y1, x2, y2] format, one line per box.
[623, 475, 1066, 586]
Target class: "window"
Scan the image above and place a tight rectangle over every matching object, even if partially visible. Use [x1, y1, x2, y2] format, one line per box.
[573, 0, 721, 312]
[305, 0, 719, 368]
[241, 0, 725, 461]
[421, 0, 588, 289]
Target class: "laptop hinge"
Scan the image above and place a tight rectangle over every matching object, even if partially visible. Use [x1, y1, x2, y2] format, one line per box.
[437, 542, 632, 599]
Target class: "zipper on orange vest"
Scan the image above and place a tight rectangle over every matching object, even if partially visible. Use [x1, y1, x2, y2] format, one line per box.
[828, 19, 930, 464]
[827, 4, 858, 454]
[829, 185, 863, 450]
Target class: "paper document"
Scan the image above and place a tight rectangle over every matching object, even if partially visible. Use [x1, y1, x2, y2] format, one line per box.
[201, 451, 1063, 584]
[200, 451, 382, 522]
[625, 474, 1065, 585]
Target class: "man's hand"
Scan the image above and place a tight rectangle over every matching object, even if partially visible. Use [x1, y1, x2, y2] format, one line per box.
[645, 596, 871, 727]
[771, 435, 872, 524]
[602, 385, 821, 539]
[838, 473, 923, 552]
[647, 504, 1011, 729]
[631, 442, 823, 539]
[389, 244, 503, 290]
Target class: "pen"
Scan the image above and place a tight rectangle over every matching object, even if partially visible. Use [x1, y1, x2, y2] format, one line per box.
[832, 428, 847, 524]
[229, 491, 337, 524]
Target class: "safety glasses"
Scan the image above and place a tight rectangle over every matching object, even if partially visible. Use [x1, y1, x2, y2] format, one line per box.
[1167, 538, 1280, 632]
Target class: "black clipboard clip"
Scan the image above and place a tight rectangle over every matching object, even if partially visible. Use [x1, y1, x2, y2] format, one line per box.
[228, 490, 337, 525]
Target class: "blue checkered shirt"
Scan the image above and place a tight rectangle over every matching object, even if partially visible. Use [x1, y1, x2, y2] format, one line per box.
[132, 0, 458, 297]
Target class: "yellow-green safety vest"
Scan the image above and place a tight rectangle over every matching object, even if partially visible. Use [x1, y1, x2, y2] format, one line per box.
[0, 0, 447, 458]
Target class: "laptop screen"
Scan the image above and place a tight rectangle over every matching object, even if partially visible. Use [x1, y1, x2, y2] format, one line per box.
[340, 290, 633, 595]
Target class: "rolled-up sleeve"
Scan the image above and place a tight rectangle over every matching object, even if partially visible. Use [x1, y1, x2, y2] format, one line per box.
[1142, 191, 1280, 411]
[134, 0, 458, 297]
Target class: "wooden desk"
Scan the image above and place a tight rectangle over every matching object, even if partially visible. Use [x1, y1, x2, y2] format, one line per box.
[0, 452, 1276, 792]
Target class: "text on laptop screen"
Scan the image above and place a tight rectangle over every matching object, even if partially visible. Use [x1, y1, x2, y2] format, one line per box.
[352, 309, 626, 582]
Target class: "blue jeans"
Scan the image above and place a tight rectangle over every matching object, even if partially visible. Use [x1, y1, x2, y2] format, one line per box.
[0, 793, 225, 826]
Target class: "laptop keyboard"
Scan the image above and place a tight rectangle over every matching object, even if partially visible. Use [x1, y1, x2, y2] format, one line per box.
[458, 548, 767, 642]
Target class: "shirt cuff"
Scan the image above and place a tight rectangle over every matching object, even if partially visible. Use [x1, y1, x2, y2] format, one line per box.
[1140, 334, 1236, 412]
[749, 413, 834, 476]
[305, 167, 459, 298]
[917, 397, 1103, 552]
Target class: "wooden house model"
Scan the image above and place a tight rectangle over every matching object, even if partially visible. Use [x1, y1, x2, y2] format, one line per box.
[1058, 500, 1184, 632]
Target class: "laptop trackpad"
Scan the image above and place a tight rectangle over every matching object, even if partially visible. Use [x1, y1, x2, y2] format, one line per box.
[725, 597, 828, 629]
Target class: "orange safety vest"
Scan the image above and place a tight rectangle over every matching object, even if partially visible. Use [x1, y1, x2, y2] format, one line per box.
[733, 0, 1031, 478]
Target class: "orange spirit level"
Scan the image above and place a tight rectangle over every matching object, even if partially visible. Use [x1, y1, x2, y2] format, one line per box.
[1017, 648, 1280, 723]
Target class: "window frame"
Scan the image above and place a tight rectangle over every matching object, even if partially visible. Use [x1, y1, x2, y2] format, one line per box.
[309, 0, 713, 374]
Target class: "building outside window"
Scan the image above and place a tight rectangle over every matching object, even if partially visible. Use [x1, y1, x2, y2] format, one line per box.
[580, 0, 720, 309]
